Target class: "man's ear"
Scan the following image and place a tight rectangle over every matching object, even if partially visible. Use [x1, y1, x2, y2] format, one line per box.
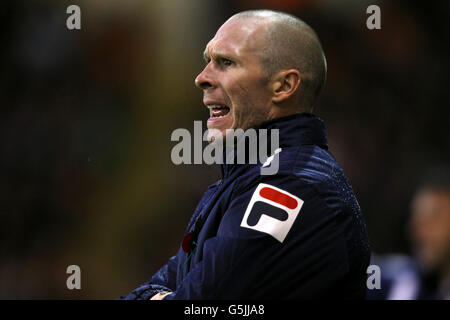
[270, 69, 301, 104]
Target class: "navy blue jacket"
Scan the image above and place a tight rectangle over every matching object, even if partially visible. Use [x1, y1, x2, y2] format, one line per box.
[119, 113, 371, 300]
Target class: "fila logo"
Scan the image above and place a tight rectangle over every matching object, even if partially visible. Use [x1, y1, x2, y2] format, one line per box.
[240, 183, 304, 242]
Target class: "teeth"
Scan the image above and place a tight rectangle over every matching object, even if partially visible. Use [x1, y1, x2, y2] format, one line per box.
[207, 104, 228, 109]
[207, 104, 230, 119]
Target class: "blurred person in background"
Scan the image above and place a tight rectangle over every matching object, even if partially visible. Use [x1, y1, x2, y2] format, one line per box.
[367, 167, 450, 300]
[409, 167, 450, 299]
[119, 9, 370, 300]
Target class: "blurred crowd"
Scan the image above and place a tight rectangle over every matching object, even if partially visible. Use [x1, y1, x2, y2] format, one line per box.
[0, 0, 448, 298]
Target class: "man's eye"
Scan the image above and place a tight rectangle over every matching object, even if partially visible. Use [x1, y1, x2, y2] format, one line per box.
[222, 59, 233, 66]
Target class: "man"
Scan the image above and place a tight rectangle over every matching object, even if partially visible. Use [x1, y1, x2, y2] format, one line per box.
[119, 9, 370, 300]
[409, 168, 450, 299]
[367, 168, 450, 300]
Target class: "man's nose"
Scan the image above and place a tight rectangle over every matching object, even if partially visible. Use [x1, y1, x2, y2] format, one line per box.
[195, 65, 216, 90]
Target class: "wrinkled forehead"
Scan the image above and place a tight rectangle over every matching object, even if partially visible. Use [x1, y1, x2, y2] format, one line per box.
[204, 18, 268, 58]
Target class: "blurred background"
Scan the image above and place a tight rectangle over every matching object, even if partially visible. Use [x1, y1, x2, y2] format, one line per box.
[0, 0, 449, 299]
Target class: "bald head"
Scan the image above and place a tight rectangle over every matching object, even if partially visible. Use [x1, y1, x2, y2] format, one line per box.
[228, 10, 327, 112]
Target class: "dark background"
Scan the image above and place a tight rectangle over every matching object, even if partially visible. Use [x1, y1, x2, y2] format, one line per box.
[0, 0, 448, 298]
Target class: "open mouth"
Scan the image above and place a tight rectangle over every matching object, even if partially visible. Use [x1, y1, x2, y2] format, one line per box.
[207, 104, 230, 120]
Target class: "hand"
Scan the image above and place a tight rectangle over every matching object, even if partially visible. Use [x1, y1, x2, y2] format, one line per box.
[150, 291, 172, 300]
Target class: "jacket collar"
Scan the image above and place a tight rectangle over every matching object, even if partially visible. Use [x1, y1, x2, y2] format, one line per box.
[220, 112, 328, 179]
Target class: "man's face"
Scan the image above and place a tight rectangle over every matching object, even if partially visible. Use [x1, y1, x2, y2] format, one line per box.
[410, 189, 450, 273]
[195, 18, 273, 140]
